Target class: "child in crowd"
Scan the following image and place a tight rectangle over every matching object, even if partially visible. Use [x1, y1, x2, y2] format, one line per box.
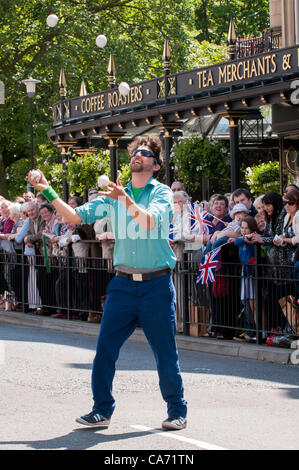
[233, 216, 259, 342]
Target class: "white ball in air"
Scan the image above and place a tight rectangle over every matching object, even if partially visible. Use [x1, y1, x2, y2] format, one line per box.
[46, 14, 59, 27]
[118, 82, 130, 97]
[97, 175, 110, 188]
[31, 170, 41, 184]
[96, 35, 107, 48]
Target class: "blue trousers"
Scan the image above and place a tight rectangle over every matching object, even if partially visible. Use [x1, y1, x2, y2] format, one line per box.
[91, 274, 187, 419]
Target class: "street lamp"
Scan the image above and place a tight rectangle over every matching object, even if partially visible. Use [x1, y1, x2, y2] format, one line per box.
[21, 77, 41, 191]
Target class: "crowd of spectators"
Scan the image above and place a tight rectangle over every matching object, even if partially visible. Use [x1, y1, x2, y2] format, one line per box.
[170, 181, 299, 343]
[0, 188, 115, 323]
[1, 180, 299, 342]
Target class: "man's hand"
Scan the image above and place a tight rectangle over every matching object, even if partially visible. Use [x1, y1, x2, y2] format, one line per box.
[97, 176, 126, 201]
[27, 170, 49, 191]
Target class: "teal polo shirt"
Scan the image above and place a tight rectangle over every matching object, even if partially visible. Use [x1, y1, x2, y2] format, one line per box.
[75, 177, 176, 270]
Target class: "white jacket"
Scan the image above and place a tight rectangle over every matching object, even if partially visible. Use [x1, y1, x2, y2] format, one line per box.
[284, 210, 299, 245]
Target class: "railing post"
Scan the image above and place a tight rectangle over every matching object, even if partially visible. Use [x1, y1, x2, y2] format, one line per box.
[254, 244, 262, 344]
[66, 245, 71, 320]
[21, 246, 25, 313]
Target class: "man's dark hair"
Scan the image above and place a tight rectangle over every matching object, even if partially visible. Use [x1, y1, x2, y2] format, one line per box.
[212, 194, 229, 208]
[69, 195, 82, 206]
[39, 202, 55, 213]
[127, 136, 163, 167]
[36, 192, 47, 202]
[232, 188, 252, 202]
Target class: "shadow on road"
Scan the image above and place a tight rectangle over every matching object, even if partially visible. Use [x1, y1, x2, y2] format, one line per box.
[0, 428, 154, 450]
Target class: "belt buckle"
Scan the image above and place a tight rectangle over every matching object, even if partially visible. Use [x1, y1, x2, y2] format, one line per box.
[132, 273, 143, 282]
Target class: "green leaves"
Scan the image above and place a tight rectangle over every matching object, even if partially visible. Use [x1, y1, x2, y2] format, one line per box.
[0, 0, 194, 196]
[245, 161, 280, 196]
[194, 0, 269, 44]
[172, 134, 230, 194]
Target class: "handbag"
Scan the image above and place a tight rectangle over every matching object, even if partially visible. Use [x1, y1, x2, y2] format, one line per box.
[278, 295, 299, 335]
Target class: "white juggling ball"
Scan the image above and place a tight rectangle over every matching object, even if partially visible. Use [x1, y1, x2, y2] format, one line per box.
[31, 170, 41, 184]
[97, 174, 110, 188]
[118, 82, 130, 97]
[46, 14, 59, 27]
[96, 35, 107, 48]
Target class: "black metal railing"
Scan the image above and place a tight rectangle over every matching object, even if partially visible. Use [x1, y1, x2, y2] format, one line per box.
[0, 242, 298, 347]
[236, 29, 282, 59]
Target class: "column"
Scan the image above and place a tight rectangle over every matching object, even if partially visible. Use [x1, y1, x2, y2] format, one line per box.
[228, 115, 240, 191]
[102, 132, 126, 182]
[160, 123, 181, 188]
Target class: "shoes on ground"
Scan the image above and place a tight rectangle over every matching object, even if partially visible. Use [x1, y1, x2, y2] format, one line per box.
[76, 411, 110, 427]
[161, 417, 187, 431]
[51, 312, 67, 319]
[88, 312, 101, 323]
[233, 333, 246, 342]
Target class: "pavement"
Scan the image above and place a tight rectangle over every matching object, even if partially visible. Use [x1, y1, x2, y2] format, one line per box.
[0, 310, 297, 366]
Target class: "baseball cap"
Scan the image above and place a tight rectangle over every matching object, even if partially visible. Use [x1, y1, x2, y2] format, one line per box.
[231, 203, 250, 216]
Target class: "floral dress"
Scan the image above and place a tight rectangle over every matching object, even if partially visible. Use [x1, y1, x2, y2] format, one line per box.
[262, 207, 295, 282]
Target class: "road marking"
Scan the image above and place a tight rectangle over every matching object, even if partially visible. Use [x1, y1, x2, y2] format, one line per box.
[131, 425, 228, 451]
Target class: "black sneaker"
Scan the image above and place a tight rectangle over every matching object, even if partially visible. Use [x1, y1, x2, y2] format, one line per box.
[162, 417, 187, 430]
[76, 411, 110, 427]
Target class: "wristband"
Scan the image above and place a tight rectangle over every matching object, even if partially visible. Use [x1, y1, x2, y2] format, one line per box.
[42, 186, 59, 203]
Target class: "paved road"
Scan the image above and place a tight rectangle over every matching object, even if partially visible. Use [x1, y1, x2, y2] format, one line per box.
[1, 323, 299, 451]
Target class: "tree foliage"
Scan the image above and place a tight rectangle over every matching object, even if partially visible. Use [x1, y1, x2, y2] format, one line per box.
[245, 161, 280, 196]
[0, 0, 193, 195]
[194, 0, 270, 44]
[172, 135, 230, 194]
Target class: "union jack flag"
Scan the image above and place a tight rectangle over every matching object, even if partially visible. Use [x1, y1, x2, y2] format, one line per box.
[186, 200, 213, 235]
[169, 223, 179, 249]
[196, 247, 221, 284]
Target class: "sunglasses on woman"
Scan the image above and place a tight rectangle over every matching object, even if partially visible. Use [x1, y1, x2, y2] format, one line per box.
[283, 199, 296, 206]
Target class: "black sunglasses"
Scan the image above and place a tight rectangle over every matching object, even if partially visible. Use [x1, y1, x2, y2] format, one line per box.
[283, 199, 296, 206]
[131, 148, 158, 164]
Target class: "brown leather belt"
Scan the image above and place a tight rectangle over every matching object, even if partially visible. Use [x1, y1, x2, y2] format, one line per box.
[115, 268, 171, 282]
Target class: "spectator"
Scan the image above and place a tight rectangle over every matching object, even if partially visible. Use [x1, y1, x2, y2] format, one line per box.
[23, 191, 35, 202]
[37, 203, 58, 315]
[24, 202, 44, 313]
[231, 188, 257, 217]
[88, 188, 99, 202]
[233, 216, 260, 342]
[283, 183, 299, 197]
[206, 195, 232, 238]
[208, 193, 220, 213]
[225, 192, 234, 212]
[0, 200, 14, 240]
[251, 191, 286, 329]
[68, 196, 82, 209]
[36, 192, 47, 206]
[171, 181, 186, 192]
[9, 203, 37, 312]
[171, 191, 196, 242]
[281, 189, 299, 248]
[253, 195, 266, 232]
[54, 223, 89, 320]
[5, 203, 24, 307]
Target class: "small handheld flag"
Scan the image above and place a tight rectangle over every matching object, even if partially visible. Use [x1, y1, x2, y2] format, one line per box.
[186, 200, 213, 235]
[196, 246, 221, 284]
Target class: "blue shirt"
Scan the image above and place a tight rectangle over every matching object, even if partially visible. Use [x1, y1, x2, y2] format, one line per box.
[76, 177, 176, 270]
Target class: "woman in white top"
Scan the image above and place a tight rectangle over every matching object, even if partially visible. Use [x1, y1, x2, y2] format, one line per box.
[281, 189, 299, 249]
